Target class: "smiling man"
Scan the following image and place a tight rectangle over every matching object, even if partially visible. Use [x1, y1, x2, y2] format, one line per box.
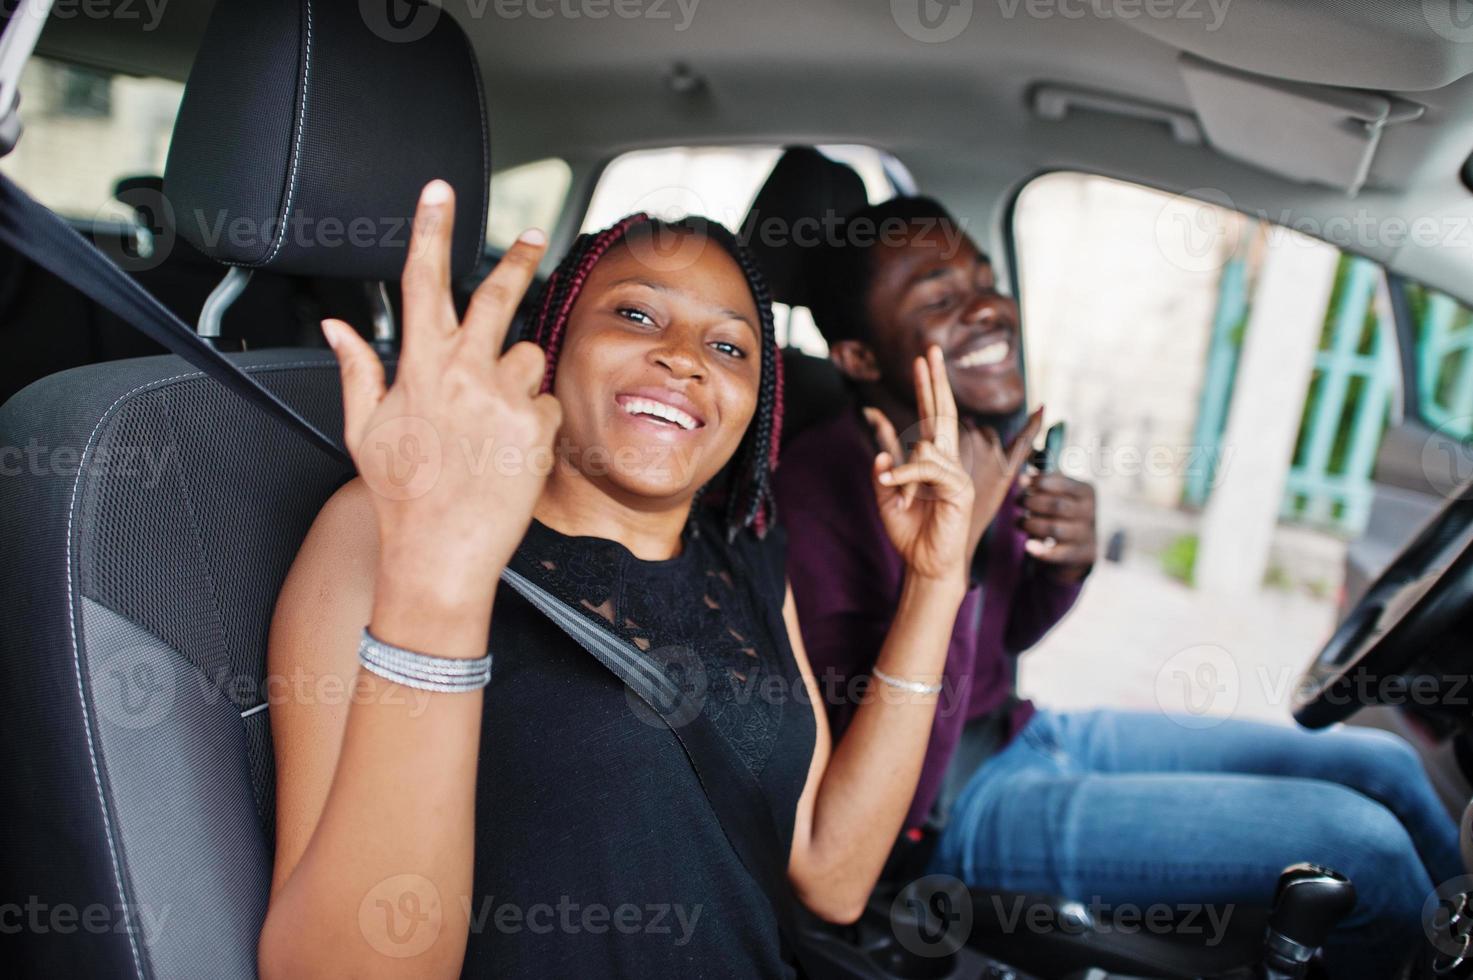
[775, 196, 1462, 979]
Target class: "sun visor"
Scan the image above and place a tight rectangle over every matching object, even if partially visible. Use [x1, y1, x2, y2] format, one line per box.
[1180, 54, 1423, 196]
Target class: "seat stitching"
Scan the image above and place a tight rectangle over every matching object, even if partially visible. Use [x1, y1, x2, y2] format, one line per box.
[62, 357, 345, 977]
[66, 372, 198, 980]
[155, 388, 234, 686]
[459, 21, 491, 249]
[255, 0, 313, 268]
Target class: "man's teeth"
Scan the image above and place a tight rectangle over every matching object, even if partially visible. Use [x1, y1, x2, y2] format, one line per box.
[956, 340, 1010, 369]
[622, 397, 698, 430]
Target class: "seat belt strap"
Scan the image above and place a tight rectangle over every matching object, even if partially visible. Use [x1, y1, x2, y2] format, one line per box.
[0, 174, 351, 466]
[499, 566, 806, 953]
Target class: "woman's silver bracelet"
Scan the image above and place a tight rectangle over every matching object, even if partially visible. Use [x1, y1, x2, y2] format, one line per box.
[871, 666, 943, 696]
[358, 628, 492, 693]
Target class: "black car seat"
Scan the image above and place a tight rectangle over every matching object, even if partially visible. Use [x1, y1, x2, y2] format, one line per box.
[0, 0, 487, 974]
[739, 146, 871, 445]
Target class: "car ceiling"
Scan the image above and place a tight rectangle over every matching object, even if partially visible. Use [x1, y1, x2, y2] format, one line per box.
[31, 0, 1473, 302]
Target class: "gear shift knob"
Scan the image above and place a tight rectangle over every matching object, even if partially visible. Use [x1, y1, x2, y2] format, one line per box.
[1261, 863, 1356, 980]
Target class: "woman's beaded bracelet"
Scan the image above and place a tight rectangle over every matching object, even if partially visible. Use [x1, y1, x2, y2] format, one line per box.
[358, 628, 492, 693]
[871, 666, 943, 696]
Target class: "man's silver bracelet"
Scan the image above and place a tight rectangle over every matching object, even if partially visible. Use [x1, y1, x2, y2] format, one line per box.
[871, 666, 943, 696]
[358, 629, 492, 693]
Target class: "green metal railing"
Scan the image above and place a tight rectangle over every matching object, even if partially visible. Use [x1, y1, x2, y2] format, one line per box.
[1411, 285, 1473, 440]
[1183, 254, 1248, 508]
[1187, 254, 1400, 536]
[1279, 257, 1397, 533]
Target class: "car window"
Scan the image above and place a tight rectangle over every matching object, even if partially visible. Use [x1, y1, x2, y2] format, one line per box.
[486, 157, 571, 251]
[5, 56, 568, 255]
[0, 56, 183, 223]
[583, 144, 899, 353]
[1011, 171, 1408, 723]
[1405, 281, 1473, 441]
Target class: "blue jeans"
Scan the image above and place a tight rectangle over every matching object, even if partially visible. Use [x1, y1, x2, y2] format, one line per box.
[928, 709, 1463, 980]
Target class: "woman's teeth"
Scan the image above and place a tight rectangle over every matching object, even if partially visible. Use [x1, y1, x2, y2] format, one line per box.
[956, 340, 1010, 369]
[621, 397, 698, 431]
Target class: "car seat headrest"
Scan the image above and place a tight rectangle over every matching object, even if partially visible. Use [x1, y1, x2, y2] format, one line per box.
[740, 146, 869, 309]
[162, 0, 489, 281]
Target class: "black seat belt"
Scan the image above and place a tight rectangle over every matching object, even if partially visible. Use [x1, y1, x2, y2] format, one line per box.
[0, 173, 815, 971]
[0, 174, 350, 466]
[500, 567, 809, 963]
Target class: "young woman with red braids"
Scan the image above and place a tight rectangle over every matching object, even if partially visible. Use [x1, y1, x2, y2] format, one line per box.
[258, 181, 1036, 979]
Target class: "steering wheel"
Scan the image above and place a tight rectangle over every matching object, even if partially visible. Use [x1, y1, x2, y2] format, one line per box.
[1293, 484, 1473, 729]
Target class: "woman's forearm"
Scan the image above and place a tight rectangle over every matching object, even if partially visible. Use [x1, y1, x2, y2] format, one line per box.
[258, 571, 495, 979]
[794, 573, 965, 920]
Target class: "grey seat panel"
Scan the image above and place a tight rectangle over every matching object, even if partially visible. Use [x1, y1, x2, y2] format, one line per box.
[82, 597, 272, 978]
[0, 349, 351, 977]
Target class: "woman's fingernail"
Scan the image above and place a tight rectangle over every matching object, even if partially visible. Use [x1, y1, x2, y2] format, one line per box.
[421, 179, 452, 205]
[321, 320, 339, 349]
[879, 472, 894, 485]
[517, 228, 548, 246]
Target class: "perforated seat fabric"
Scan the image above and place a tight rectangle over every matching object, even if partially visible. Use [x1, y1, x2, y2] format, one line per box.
[0, 350, 351, 977]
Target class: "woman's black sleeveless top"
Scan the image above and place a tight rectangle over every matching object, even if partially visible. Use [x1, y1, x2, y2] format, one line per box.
[460, 513, 816, 978]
